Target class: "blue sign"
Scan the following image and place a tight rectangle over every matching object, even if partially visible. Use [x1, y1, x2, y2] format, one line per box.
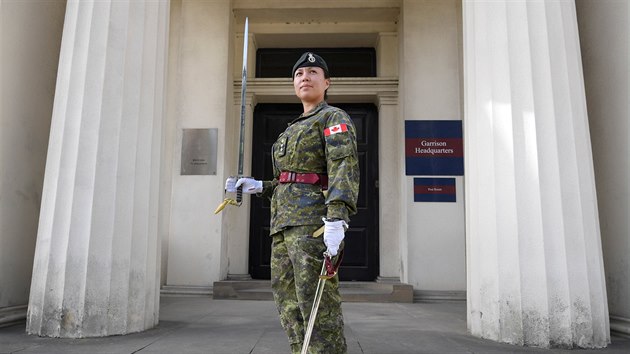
[414, 178, 456, 202]
[405, 120, 463, 175]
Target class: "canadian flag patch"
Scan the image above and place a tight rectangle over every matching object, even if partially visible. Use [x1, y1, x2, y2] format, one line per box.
[324, 123, 348, 137]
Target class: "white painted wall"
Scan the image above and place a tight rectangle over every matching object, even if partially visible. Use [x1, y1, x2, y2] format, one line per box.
[576, 0, 630, 323]
[400, 0, 465, 291]
[164, 0, 233, 286]
[0, 0, 65, 310]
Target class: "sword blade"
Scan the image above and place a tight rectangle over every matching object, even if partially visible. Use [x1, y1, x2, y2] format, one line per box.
[234, 17, 248, 204]
[237, 17, 248, 177]
[214, 18, 249, 213]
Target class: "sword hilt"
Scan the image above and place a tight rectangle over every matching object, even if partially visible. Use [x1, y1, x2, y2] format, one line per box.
[320, 250, 344, 280]
[214, 174, 247, 214]
[236, 185, 243, 204]
[235, 175, 251, 205]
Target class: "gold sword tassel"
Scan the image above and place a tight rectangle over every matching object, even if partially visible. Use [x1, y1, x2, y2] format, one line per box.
[214, 198, 240, 214]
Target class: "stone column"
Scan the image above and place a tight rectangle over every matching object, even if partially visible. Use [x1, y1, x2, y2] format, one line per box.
[376, 32, 401, 282]
[225, 92, 255, 279]
[376, 93, 401, 281]
[463, 0, 609, 348]
[26, 0, 169, 337]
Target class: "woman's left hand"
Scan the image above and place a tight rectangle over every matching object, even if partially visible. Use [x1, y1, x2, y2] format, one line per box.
[322, 218, 348, 256]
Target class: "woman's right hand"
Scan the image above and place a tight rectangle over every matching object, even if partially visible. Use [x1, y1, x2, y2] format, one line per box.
[225, 176, 238, 192]
[234, 177, 263, 194]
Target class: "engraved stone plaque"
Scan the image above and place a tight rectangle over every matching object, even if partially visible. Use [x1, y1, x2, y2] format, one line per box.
[181, 128, 217, 175]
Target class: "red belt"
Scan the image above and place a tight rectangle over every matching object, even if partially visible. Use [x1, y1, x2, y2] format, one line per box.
[278, 171, 328, 190]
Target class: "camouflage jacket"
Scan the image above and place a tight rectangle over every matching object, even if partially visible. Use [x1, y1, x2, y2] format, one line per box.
[259, 101, 359, 236]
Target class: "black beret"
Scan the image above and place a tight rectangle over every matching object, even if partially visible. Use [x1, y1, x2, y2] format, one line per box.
[291, 52, 329, 77]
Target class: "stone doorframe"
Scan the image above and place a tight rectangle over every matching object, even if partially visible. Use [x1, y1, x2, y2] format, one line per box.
[223, 77, 401, 282]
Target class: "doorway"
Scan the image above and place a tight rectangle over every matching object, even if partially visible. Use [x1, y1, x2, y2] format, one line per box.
[248, 103, 379, 281]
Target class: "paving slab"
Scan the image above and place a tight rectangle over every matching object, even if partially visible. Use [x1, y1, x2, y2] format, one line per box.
[1, 297, 628, 354]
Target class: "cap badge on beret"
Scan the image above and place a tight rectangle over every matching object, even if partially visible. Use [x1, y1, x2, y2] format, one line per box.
[292, 51, 329, 77]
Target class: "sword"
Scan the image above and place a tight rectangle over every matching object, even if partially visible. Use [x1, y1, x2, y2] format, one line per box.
[215, 17, 248, 214]
[301, 251, 344, 354]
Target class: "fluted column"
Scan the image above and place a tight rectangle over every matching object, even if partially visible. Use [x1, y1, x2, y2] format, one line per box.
[26, 0, 169, 337]
[463, 0, 609, 348]
[377, 93, 401, 281]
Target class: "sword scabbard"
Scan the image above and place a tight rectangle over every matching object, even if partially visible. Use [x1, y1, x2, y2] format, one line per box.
[301, 260, 328, 354]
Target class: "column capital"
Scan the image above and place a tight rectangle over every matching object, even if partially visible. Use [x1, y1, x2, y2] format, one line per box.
[377, 93, 398, 107]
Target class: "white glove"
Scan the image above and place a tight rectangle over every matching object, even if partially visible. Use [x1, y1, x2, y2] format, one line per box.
[225, 176, 238, 193]
[235, 177, 263, 194]
[322, 218, 348, 256]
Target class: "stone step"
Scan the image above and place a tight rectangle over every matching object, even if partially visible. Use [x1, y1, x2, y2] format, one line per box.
[161, 285, 212, 297]
[0, 305, 27, 328]
[212, 280, 414, 303]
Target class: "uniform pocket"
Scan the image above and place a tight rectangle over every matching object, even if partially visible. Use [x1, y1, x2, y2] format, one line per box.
[326, 143, 353, 160]
[293, 225, 326, 257]
[301, 234, 326, 258]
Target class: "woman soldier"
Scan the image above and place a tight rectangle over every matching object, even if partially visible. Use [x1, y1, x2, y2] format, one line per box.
[226, 52, 359, 354]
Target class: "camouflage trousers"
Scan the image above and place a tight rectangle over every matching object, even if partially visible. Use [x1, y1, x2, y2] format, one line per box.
[270, 225, 347, 354]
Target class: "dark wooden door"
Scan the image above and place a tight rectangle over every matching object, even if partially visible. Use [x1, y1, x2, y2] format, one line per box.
[249, 103, 379, 281]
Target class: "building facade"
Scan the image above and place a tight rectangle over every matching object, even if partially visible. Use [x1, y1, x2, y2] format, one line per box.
[0, 0, 627, 348]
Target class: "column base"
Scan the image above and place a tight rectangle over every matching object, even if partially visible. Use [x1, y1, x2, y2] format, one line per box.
[376, 276, 402, 283]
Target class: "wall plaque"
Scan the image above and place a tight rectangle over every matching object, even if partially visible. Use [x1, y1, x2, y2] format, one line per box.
[181, 128, 217, 175]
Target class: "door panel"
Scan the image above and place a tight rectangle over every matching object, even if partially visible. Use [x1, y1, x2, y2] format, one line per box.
[249, 104, 379, 281]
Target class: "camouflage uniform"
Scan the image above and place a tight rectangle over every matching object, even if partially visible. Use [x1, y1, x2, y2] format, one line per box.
[259, 101, 359, 354]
